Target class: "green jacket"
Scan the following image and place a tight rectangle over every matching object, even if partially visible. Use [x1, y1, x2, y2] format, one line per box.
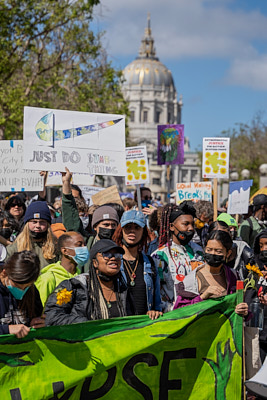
[35, 261, 80, 306]
[62, 193, 96, 273]
[6, 241, 57, 270]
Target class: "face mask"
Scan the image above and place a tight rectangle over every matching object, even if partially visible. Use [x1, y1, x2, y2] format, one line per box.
[80, 216, 89, 229]
[30, 230, 47, 240]
[65, 246, 89, 266]
[0, 228, 12, 239]
[204, 253, 225, 268]
[6, 281, 30, 300]
[230, 230, 237, 240]
[98, 227, 115, 240]
[122, 237, 142, 248]
[174, 229, 194, 245]
[194, 219, 205, 230]
[54, 211, 61, 218]
[141, 200, 151, 208]
[259, 250, 267, 263]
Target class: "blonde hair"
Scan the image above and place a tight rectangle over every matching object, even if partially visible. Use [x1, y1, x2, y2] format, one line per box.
[16, 222, 56, 261]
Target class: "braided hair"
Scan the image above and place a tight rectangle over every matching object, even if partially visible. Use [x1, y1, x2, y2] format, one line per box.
[87, 257, 127, 320]
[159, 201, 196, 249]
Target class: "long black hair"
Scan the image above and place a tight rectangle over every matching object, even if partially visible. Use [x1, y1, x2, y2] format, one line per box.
[205, 230, 233, 252]
[4, 251, 40, 318]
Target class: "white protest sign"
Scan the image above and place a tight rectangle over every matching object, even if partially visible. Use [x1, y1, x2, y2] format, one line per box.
[0, 140, 43, 192]
[46, 171, 95, 186]
[202, 137, 230, 179]
[80, 186, 105, 205]
[227, 180, 253, 214]
[176, 182, 212, 204]
[125, 146, 149, 186]
[23, 107, 126, 176]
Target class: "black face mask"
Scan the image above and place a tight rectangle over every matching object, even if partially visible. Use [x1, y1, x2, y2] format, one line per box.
[0, 228, 12, 239]
[230, 230, 237, 240]
[204, 253, 225, 268]
[122, 237, 142, 248]
[30, 230, 47, 240]
[174, 230, 194, 246]
[259, 250, 267, 263]
[97, 271, 120, 282]
[98, 227, 116, 240]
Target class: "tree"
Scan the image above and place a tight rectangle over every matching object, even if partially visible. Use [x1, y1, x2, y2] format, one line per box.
[222, 115, 267, 193]
[0, 0, 129, 139]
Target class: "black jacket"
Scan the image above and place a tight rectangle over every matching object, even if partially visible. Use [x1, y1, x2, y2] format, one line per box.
[0, 282, 43, 335]
[45, 273, 136, 326]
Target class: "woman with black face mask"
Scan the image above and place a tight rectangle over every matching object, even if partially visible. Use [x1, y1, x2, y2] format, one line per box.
[5, 201, 58, 269]
[152, 201, 203, 312]
[173, 230, 249, 318]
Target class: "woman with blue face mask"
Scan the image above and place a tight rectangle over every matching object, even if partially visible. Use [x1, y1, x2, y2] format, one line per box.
[0, 251, 44, 338]
[36, 232, 88, 306]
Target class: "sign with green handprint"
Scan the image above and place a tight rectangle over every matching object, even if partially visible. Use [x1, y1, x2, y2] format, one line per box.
[0, 293, 242, 400]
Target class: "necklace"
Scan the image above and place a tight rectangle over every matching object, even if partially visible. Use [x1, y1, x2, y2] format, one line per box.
[123, 257, 139, 287]
[101, 284, 115, 309]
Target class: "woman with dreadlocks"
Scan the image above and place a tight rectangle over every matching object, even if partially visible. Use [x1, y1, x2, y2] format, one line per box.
[152, 201, 203, 311]
[44, 239, 134, 325]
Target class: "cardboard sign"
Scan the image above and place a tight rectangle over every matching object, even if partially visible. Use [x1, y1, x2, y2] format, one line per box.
[125, 146, 149, 186]
[157, 124, 184, 165]
[0, 140, 43, 192]
[202, 137, 230, 179]
[46, 171, 95, 186]
[176, 182, 212, 204]
[227, 180, 253, 214]
[23, 106, 126, 176]
[80, 186, 105, 205]
[91, 185, 123, 206]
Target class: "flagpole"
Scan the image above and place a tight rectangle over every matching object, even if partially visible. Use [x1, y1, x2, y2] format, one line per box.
[213, 178, 218, 221]
[136, 184, 142, 211]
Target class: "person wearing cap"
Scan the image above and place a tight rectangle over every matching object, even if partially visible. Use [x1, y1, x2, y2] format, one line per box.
[113, 209, 162, 320]
[238, 194, 267, 248]
[35, 232, 87, 306]
[45, 239, 134, 325]
[5, 201, 58, 269]
[60, 167, 120, 272]
[152, 202, 203, 312]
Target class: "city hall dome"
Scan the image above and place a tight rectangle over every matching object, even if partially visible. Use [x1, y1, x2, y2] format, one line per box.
[123, 15, 175, 90]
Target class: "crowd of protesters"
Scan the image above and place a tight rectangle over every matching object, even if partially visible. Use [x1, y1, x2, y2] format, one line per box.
[0, 170, 266, 396]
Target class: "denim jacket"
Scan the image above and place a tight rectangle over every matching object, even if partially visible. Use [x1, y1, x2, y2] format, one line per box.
[121, 252, 162, 312]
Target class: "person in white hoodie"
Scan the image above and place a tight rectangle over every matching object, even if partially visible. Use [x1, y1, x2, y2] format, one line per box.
[35, 231, 89, 306]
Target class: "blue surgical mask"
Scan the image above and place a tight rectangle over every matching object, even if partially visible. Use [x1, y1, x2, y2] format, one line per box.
[141, 199, 151, 208]
[65, 246, 89, 266]
[6, 281, 30, 300]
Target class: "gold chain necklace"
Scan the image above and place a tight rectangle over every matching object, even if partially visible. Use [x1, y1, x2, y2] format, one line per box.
[123, 257, 139, 287]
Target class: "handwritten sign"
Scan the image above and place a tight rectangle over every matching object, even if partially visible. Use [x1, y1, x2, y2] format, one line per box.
[0, 141, 43, 192]
[91, 185, 123, 206]
[46, 171, 95, 186]
[125, 146, 149, 186]
[23, 106, 126, 176]
[202, 137, 230, 179]
[176, 182, 212, 204]
[227, 180, 253, 214]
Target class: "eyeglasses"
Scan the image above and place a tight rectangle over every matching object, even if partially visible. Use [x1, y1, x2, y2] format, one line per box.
[100, 252, 122, 260]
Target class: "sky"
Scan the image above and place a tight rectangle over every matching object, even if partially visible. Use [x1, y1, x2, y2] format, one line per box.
[92, 0, 267, 151]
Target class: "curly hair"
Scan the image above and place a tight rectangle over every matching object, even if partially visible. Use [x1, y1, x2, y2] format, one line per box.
[193, 200, 213, 221]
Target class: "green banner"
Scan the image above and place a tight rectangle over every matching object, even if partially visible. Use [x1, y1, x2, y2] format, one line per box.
[0, 293, 242, 400]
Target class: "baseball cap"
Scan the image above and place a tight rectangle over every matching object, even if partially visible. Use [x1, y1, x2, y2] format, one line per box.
[90, 239, 124, 260]
[120, 210, 146, 228]
[217, 213, 238, 228]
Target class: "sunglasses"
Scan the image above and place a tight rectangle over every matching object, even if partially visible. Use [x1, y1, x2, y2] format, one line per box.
[100, 252, 122, 260]
[143, 195, 152, 200]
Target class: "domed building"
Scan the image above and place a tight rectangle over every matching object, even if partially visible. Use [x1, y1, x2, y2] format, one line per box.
[122, 15, 200, 201]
